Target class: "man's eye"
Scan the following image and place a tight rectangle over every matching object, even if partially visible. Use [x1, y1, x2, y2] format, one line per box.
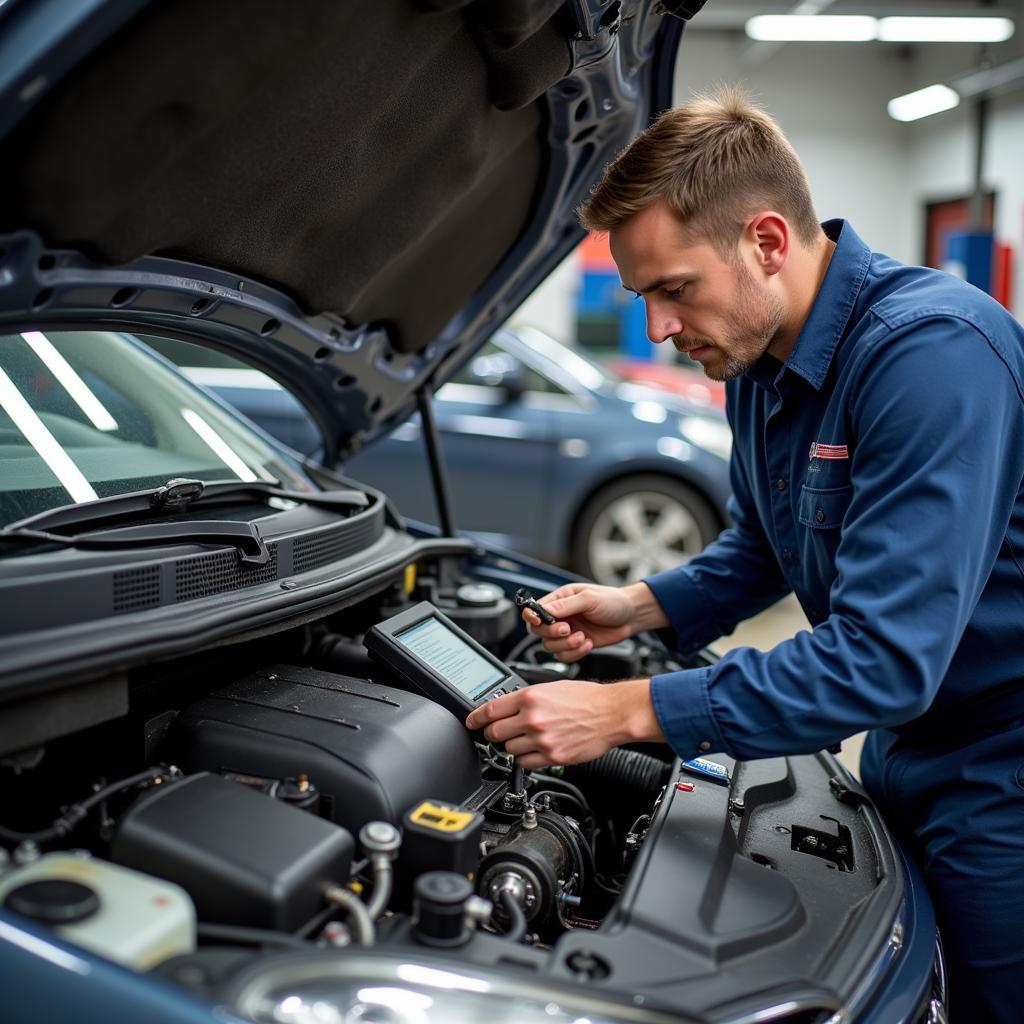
[665, 284, 687, 299]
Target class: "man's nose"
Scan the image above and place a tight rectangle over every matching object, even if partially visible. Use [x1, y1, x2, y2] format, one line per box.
[645, 300, 683, 345]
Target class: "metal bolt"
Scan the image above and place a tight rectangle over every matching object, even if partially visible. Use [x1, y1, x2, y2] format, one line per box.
[728, 798, 745, 815]
[360, 821, 401, 857]
[890, 921, 904, 953]
[465, 895, 493, 926]
[522, 805, 538, 830]
[13, 841, 39, 865]
[322, 921, 351, 947]
[565, 949, 611, 980]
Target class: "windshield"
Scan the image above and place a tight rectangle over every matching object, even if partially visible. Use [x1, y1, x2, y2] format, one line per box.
[510, 324, 618, 391]
[0, 330, 312, 527]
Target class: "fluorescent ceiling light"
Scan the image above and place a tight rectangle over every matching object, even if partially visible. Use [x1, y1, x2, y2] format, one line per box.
[181, 408, 258, 482]
[746, 15, 876, 42]
[21, 331, 118, 432]
[878, 17, 1014, 44]
[887, 84, 960, 122]
[0, 366, 98, 503]
[746, 15, 1015, 44]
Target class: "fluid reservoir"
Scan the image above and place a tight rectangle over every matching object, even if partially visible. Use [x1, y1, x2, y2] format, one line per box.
[0, 852, 195, 970]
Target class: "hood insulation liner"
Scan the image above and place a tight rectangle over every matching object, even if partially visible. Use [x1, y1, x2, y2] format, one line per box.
[0, 0, 573, 353]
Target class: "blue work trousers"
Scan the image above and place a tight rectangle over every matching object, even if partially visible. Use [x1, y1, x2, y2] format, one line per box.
[861, 721, 1024, 1021]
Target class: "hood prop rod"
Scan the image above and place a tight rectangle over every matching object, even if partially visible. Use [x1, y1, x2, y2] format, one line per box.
[416, 386, 455, 537]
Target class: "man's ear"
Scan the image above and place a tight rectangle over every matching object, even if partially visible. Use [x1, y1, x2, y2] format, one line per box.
[745, 212, 789, 277]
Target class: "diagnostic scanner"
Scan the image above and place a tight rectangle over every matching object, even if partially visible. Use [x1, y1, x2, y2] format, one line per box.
[365, 601, 530, 723]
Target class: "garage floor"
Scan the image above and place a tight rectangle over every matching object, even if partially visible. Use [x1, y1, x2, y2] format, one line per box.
[709, 596, 865, 778]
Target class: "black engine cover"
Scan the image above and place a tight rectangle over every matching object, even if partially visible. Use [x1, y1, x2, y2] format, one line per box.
[166, 665, 482, 838]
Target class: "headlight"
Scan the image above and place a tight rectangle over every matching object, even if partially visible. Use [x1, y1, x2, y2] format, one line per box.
[230, 954, 694, 1024]
[678, 416, 732, 461]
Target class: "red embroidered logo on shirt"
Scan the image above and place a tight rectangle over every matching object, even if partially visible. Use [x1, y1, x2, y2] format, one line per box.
[809, 442, 849, 461]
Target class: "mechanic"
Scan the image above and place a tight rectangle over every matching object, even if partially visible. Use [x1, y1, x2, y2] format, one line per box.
[466, 86, 1024, 1019]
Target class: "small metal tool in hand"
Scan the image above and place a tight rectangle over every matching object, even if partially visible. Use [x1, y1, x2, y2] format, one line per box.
[514, 587, 556, 625]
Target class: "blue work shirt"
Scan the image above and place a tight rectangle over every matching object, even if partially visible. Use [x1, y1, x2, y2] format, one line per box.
[645, 220, 1024, 760]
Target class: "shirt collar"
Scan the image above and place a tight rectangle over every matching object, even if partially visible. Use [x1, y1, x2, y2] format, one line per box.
[745, 219, 871, 393]
[783, 219, 872, 390]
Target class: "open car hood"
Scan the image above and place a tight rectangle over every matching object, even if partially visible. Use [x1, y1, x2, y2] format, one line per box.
[0, 0, 701, 465]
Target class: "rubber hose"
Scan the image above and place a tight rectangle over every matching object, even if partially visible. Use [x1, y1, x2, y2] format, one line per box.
[498, 889, 528, 943]
[562, 747, 669, 799]
[364, 858, 393, 921]
[0, 767, 167, 845]
[324, 885, 375, 945]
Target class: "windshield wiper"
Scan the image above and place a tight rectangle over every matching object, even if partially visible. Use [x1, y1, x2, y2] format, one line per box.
[6, 478, 369, 534]
[0, 519, 271, 565]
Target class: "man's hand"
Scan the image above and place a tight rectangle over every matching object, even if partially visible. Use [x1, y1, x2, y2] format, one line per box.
[522, 581, 669, 663]
[465, 678, 665, 770]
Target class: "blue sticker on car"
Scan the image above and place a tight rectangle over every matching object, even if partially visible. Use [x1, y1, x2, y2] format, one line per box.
[680, 757, 731, 786]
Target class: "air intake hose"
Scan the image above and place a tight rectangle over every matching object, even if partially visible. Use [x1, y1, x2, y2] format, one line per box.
[560, 748, 670, 803]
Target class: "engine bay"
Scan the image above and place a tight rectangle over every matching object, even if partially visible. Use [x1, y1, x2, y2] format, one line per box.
[0, 549, 899, 1023]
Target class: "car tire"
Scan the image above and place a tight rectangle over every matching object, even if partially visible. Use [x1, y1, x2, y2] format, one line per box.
[572, 475, 720, 587]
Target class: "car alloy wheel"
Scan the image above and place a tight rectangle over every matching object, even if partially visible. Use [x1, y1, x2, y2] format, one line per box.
[573, 475, 720, 586]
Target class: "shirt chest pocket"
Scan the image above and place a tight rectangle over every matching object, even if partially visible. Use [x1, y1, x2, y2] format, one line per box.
[798, 484, 853, 530]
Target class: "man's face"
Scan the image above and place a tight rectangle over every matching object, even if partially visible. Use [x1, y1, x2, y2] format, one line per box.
[609, 200, 786, 382]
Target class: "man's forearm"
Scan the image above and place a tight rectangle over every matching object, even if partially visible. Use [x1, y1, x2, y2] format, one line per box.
[622, 581, 671, 634]
[612, 677, 667, 745]
[466, 676, 666, 768]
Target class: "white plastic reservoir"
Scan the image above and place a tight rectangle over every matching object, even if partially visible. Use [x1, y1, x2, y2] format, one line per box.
[0, 851, 196, 970]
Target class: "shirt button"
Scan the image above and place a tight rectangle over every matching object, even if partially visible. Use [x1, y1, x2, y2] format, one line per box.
[776, 479, 787, 491]
[698, 740, 711, 752]
[815, 509, 826, 524]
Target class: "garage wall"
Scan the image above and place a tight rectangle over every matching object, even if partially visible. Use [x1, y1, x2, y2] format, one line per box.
[513, 248, 581, 344]
[673, 33, 916, 263]
[904, 99, 1024, 314]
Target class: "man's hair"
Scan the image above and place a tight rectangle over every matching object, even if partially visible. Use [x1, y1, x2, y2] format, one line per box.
[578, 85, 821, 252]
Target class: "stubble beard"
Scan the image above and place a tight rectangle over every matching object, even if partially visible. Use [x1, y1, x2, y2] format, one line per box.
[675, 271, 787, 383]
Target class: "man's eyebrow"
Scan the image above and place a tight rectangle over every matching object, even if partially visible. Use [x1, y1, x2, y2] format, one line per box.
[621, 275, 692, 296]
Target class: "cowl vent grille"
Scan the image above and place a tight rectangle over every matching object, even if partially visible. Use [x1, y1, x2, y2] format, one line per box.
[0, 496, 387, 637]
[293, 518, 377, 574]
[113, 566, 161, 612]
[175, 546, 280, 602]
